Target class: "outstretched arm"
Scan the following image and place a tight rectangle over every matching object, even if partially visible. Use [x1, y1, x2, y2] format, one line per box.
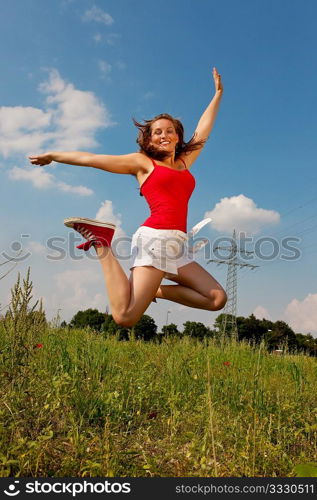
[182, 67, 223, 167]
[28, 151, 146, 175]
[194, 67, 223, 142]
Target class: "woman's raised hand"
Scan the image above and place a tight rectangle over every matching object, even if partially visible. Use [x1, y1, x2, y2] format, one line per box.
[28, 153, 53, 166]
[213, 67, 223, 94]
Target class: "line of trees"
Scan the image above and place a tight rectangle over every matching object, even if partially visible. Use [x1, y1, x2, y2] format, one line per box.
[2, 271, 315, 355]
[59, 308, 317, 356]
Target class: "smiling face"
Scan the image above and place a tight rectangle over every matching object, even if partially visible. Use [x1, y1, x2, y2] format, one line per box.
[150, 119, 179, 155]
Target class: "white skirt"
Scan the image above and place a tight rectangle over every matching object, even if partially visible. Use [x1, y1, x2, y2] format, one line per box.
[130, 218, 211, 275]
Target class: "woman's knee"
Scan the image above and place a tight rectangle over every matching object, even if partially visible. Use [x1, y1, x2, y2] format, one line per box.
[112, 311, 140, 328]
[210, 289, 227, 311]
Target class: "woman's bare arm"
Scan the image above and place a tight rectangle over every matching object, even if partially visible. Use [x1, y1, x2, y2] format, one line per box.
[181, 67, 223, 167]
[28, 151, 147, 175]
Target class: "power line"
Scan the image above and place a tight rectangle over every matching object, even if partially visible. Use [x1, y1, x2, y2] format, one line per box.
[254, 195, 317, 237]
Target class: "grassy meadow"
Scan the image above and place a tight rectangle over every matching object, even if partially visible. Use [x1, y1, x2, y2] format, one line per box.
[1, 323, 317, 477]
[0, 270, 317, 477]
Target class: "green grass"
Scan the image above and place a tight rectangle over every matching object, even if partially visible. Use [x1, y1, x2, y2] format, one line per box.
[0, 325, 316, 477]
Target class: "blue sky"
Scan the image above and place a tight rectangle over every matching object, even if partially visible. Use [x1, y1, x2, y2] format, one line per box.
[1, 0, 317, 334]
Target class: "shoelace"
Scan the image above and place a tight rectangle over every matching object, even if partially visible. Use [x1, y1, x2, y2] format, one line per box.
[76, 225, 95, 240]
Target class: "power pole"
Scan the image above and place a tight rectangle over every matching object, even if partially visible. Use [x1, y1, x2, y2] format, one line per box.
[207, 230, 259, 343]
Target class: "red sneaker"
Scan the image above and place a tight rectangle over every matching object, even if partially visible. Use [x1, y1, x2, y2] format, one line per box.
[64, 217, 116, 251]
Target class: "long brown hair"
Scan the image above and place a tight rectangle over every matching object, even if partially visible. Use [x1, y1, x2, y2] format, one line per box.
[133, 113, 205, 161]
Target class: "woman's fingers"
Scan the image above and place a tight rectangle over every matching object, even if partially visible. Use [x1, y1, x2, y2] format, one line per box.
[213, 67, 223, 92]
[29, 156, 39, 164]
[213, 67, 221, 79]
[28, 154, 51, 166]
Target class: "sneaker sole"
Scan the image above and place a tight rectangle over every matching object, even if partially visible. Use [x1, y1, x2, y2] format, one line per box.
[64, 217, 116, 230]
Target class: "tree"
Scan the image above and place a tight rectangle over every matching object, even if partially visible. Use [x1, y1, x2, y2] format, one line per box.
[70, 308, 106, 331]
[213, 313, 233, 338]
[133, 314, 157, 341]
[160, 323, 181, 338]
[237, 314, 267, 343]
[102, 314, 158, 341]
[214, 312, 317, 355]
[265, 320, 297, 351]
[102, 314, 130, 340]
[296, 334, 317, 356]
[183, 321, 212, 341]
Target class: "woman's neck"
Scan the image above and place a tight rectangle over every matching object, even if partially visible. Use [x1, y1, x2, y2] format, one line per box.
[161, 153, 176, 166]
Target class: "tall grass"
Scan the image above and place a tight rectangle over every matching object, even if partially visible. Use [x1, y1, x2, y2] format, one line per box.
[0, 272, 316, 477]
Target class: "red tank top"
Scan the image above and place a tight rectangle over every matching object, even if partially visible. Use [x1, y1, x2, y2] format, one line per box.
[140, 159, 195, 232]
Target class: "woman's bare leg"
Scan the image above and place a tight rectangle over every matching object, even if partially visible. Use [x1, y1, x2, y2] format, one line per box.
[154, 261, 227, 311]
[96, 247, 130, 313]
[156, 284, 218, 310]
[96, 247, 165, 326]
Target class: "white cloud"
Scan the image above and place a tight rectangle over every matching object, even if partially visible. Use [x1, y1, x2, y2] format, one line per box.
[96, 200, 126, 239]
[9, 166, 55, 188]
[82, 6, 114, 25]
[284, 294, 317, 334]
[253, 305, 271, 320]
[9, 166, 93, 196]
[93, 33, 102, 43]
[52, 269, 107, 315]
[39, 69, 113, 150]
[0, 107, 53, 156]
[0, 106, 51, 134]
[0, 68, 113, 157]
[205, 194, 280, 235]
[39, 69, 66, 94]
[95, 200, 130, 261]
[57, 181, 93, 196]
[98, 60, 112, 78]
[26, 241, 47, 256]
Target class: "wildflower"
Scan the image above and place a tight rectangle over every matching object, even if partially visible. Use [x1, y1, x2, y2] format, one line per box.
[147, 411, 158, 420]
[35, 343, 43, 349]
[223, 361, 230, 366]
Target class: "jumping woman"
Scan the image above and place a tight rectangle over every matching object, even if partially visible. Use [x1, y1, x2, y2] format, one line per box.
[29, 67, 227, 327]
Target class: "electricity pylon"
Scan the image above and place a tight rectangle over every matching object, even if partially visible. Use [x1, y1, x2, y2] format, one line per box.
[207, 230, 259, 342]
